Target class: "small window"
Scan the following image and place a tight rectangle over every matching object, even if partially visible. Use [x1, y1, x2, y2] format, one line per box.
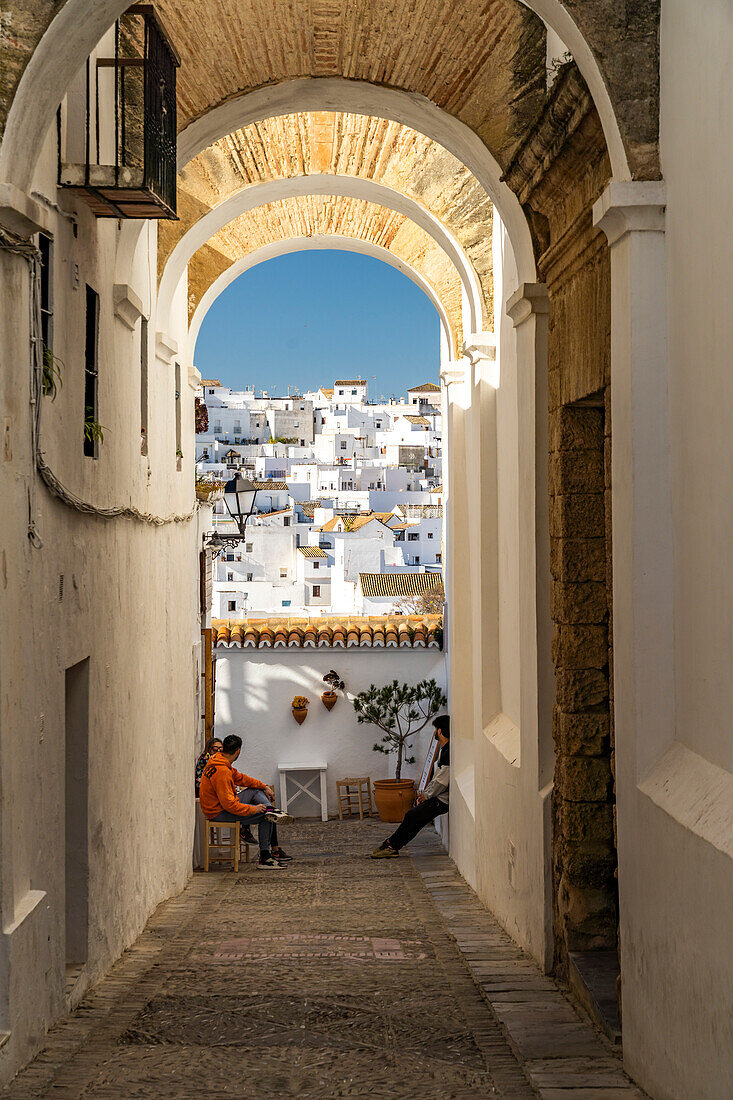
[282, 599, 291, 607]
[313, 561, 319, 570]
[414, 556, 420, 564]
[225, 552, 235, 562]
[408, 532, 419, 541]
[227, 600, 236, 612]
[427, 532, 434, 539]
[280, 567, 287, 578]
[246, 573, 253, 582]
[39, 233, 54, 353]
[227, 572, 234, 581]
[83, 285, 99, 458]
[245, 542, 253, 553]
[340, 441, 347, 449]
[351, 389, 357, 395]
[283, 517, 290, 527]
[312, 585, 321, 597]
[294, 421, 299, 428]
[436, 552, 442, 563]
[208, 388, 214, 394]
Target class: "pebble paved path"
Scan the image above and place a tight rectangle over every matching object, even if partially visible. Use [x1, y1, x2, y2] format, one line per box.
[4, 820, 645, 1099]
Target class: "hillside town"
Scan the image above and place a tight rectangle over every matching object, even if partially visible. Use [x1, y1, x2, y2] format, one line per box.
[195, 377, 444, 616]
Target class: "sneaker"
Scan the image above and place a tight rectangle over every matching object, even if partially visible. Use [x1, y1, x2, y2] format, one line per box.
[240, 830, 257, 845]
[272, 848, 293, 862]
[264, 809, 292, 824]
[371, 842, 398, 859]
[257, 853, 283, 869]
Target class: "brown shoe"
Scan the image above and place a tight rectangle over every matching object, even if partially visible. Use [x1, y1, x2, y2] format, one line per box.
[371, 842, 398, 859]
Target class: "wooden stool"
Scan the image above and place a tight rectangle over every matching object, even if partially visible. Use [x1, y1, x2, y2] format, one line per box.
[336, 777, 373, 820]
[203, 821, 251, 870]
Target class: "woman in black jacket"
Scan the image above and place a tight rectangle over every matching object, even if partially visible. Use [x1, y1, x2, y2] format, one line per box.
[371, 714, 450, 858]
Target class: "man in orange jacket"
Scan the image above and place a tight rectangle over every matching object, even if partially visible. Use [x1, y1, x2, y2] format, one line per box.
[200, 734, 291, 868]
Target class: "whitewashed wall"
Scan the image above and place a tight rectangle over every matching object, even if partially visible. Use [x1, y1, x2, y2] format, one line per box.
[212, 647, 448, 813]
[0, 117, 201, 1085]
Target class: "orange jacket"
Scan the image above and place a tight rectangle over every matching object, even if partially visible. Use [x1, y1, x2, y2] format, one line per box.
[199, 752, 268, 818]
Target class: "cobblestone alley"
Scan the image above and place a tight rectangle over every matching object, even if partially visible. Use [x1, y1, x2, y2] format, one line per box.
[5, 822, 645, 1099]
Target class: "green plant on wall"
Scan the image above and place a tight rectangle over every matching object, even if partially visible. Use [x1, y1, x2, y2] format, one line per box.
[84, 406, 107, 446]
[352, 678, 447, 780]
[42, 346, 64, 400]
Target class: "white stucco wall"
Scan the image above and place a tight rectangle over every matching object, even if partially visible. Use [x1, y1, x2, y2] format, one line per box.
[211, 648, 448, 813]
[445, 214, 552, 970]
[610, 4, 733, 1096]
[0, 121, 201, 1083]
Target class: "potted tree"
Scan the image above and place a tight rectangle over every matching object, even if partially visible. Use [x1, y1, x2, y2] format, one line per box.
[321, 669, 344, 711]
[353, 678, 447, 821]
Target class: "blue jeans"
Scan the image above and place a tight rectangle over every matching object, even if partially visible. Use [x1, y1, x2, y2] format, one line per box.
[213, 788, 276, 853]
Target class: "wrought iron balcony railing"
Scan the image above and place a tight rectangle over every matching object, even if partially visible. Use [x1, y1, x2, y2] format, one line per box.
[59, 4, 179, 218]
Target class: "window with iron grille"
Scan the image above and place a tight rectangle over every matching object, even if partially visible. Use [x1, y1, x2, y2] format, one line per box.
[83, 286, 99, 458]
[39, 233, 54, 352]
[312, 585, 321, 597]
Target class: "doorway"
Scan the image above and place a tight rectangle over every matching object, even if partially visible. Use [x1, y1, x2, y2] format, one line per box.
[65, 658, 90, 979]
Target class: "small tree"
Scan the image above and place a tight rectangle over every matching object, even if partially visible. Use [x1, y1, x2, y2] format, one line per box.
[392, 584, 445, 616]
[353, 678, 447, 780]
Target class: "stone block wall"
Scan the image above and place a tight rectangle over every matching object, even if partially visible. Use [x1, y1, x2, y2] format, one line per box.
[549, 401, 616, 957]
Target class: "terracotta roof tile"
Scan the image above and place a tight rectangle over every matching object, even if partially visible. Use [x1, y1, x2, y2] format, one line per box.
[298, 546, 328, 558]
[200, 378, 222, 387]
[334, 379, 367, 386]
[408, 382, 441, 392]
[252, 480, 289, 490]
[212, 615, 442, 650]
[358, 572, 444, 598]
[319, 512, 392, 533]
[403, 415, 430, 425]
[300, 499, 330, 517]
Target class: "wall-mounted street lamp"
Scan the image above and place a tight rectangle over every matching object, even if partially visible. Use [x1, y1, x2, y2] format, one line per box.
[203, 475, 259, 559]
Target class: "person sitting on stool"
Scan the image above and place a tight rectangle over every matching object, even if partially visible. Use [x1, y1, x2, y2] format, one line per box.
[371, 715, 450, 859]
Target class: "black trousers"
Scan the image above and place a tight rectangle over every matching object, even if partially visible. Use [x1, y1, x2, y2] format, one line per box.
[388, 796, 448, 851]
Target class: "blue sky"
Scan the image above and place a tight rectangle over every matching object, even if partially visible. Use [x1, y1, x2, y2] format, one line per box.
[194, 250, 441, 401]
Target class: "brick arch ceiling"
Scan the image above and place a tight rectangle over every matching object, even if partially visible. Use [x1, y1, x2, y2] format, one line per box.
[186, 193, 464, 350]
[1, 0, 661, 192]
[160, 111, 494, 327]
[156, 0, 547, 174]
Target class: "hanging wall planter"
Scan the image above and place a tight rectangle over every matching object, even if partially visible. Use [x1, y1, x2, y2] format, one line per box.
[321, 670, 345, 712]
[292, 696, 309, 725]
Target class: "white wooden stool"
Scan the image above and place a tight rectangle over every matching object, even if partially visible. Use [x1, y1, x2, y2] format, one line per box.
[278, 763, 328, 821]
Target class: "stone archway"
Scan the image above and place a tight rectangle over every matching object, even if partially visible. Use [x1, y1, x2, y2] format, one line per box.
[188, 235, 456, 362]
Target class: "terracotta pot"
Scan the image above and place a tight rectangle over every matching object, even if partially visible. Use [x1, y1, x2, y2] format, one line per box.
[321, 690, 338, 711]
[372, 778, 415, 822]
[292, 706, 308, 725]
